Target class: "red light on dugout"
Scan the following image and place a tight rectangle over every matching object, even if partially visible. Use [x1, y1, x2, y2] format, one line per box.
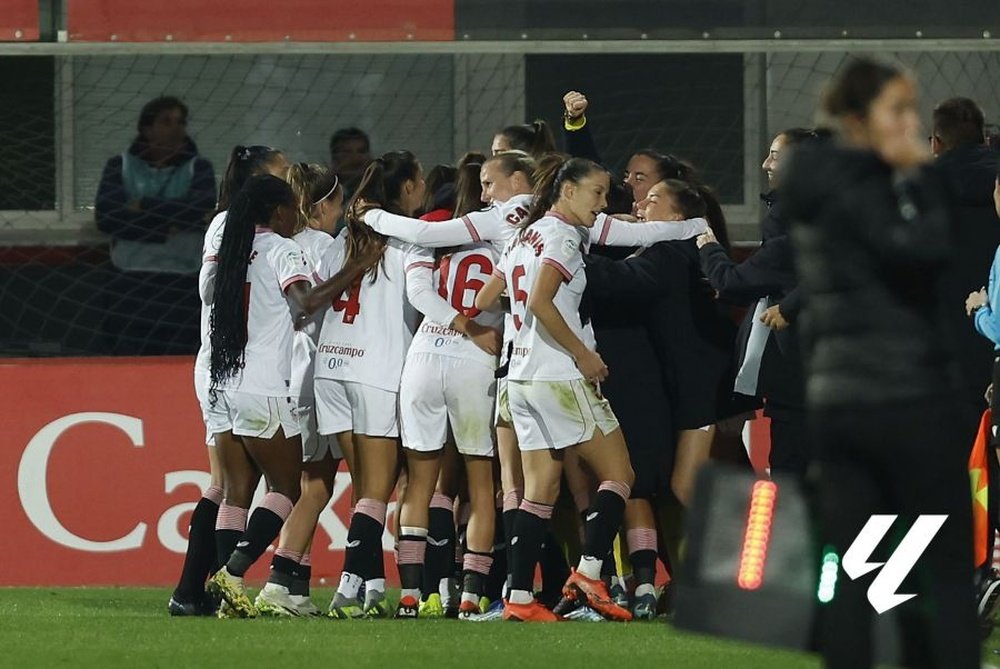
[737, 480, 778, 590]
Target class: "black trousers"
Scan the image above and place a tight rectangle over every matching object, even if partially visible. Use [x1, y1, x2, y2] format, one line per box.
[810, 397, 978, 669]
[766, 401, 808, 476]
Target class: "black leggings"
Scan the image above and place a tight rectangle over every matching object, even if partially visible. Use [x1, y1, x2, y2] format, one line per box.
[810, 397, 978, 669]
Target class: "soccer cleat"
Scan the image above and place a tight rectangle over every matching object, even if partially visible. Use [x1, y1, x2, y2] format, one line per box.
[561, 570, 633, 622]
[631, 593, 658, 621]
[444, 577, 461, 619]
[254, 583, 299, 617]
[419, 593, 445, 618]
[502, 599, 561, 622]
[562, 605, 606, 622]
[207, 567, 257, 618]
[977, 570, 1000, 639]
[610, 580, 630, 610]
[328, 593, 366, 620]
[289, 595, 323, 617]
[464, 598, 504, 622]
[457, 596, 489, 619]
[364, 590, 389, 618]
[167, 595, 213, 617]
[216, 600, 239, 619]
[394, 595, 420, 619]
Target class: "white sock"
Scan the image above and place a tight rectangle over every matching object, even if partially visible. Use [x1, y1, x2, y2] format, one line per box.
[508, 589, 533, 605]
[577, 556, 603, 580]
[365, 578, 386, 595]
[461, 591, 479, 605]
[337, 572, 363, 600]
[439, 577, 451, 602]
[635, 583, 656, 598]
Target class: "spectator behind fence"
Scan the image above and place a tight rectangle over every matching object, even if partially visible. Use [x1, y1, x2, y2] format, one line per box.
[95, 95, 216, 355]
[329, 127, 372, 200]
[931, 97, 1000, 429]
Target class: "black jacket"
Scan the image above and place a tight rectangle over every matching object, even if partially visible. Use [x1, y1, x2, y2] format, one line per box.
[699, 193, 804, 411]
[563, 120, 633, 215]
[586, 240, 737, 429]
[783, 144, 961, 408]
[935, 144, 1000, 413]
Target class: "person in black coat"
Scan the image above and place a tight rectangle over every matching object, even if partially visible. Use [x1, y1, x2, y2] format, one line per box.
[784, 58, 977, 669]
[695, 128, 822, 476]
[931, 97, 1000, 428]
[585, 178, 737, 618]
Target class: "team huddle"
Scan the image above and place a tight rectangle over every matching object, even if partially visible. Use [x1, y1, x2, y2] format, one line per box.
[169, 102, 745, 623]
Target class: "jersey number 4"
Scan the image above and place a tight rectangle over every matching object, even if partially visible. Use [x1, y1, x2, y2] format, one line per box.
[333, 276, 362, 324]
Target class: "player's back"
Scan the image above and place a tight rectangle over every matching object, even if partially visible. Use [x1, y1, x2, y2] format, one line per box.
[315, 239, 419, 391]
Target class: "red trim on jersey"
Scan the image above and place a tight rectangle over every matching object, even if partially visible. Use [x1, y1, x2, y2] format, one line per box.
[312, 271, 323, 284]
[281, 274, 311, 291]
[406, 261, 435, 272]
[461, 215, 482, 242]
[541, 257, 573, 282]
[598, 215, 611, 245]
[204, 255, 218, 263]
[544, 210, 574, 225]
[255, 226, 274, 234]
[492, 268, 505, 279]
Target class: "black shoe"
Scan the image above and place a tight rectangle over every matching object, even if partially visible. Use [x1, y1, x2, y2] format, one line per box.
[168, 592, 217, 617]
[551, 595, 578, 617]
[535, 589, 563, 611]
[978, 572, 1000, 627]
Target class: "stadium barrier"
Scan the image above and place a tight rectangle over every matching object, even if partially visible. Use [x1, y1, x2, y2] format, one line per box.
[3, 355, 771, 586]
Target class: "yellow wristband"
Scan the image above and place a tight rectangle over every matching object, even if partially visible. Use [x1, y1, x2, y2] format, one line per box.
[564, 114, 587, 131]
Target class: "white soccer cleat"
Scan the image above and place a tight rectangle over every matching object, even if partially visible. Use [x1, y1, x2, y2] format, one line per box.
[254, 583, 299, 617]
[289, 594, 323, 617]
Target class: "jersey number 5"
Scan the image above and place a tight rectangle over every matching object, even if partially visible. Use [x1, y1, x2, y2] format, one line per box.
[333, 276, 362, 324]
[511, 265, 528, 330]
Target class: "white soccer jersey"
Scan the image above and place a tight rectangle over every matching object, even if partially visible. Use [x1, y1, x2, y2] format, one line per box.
[195, 210, 228, 378]
[314, 239, 458, 392]
[406, 242, 504, 367]
[497, 213, 590, 382]
[289, 227, 342, 400]
[216, 229, 314, 395]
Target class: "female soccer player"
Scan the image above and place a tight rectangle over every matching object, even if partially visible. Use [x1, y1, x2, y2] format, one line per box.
[169, 145, 288, 617]
[394, 153, 504, 618]
[317, 151, 469, 619]
[254, 163, 349, 616]
[205, 174, 367, 617]
[475, 156, 638, 622]
[492, 121, 556, 159]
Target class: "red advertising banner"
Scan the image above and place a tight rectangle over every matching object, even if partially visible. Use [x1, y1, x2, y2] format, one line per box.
[67, 0, 454, 42]
[3, 356, 770, 587]
[1, 0, 39, 41]
[1, 356, 385, 587]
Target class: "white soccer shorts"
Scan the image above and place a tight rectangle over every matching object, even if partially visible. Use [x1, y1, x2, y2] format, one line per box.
[314, 378, 399, 438]
[399, 352, 496, 457]
[494, 377, 513, 427]
[194, 368, 231, 445]
[297, 396, 345, 463]
[225, 390, 301, 440]
[508, 378, 620, 452]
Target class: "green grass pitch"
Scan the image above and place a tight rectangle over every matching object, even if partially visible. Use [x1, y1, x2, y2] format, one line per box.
[2, 588, 999, 668]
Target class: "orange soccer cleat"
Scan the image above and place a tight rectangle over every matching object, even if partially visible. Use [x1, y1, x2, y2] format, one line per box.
[502, 599, 561, 622]
[562, 570, 633, 622]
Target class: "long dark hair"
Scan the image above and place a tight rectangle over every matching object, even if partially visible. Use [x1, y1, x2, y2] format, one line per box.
[822, 57, 903, 120]
[209, 174, 296, 396]
[498, 120, 556, 160]
[525, 154, 605, 228]
[345, 150, 422, 281]
[453, 151, 487, 217]
[217, 145, 285, 214]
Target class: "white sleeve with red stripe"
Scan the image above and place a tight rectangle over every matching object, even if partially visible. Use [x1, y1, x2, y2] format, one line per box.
[540, 230, 584, 283]
[404, 245, 461, 327]
[589, 214, 708, 248]
[270, 238, 314, 293]
[364, 207, 504, 247]
[198, 261, 217, 305]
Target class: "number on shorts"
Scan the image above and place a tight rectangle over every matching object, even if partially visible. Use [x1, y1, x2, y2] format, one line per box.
[333, 275, 362, 324]
[511, 265, 528, 330]
[438, 253, 493, 318]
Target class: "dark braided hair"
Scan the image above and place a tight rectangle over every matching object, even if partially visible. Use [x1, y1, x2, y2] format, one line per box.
[216, 145, 285, 214]
[345, 150, 422, 282]
[209, 174, 296, 399]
